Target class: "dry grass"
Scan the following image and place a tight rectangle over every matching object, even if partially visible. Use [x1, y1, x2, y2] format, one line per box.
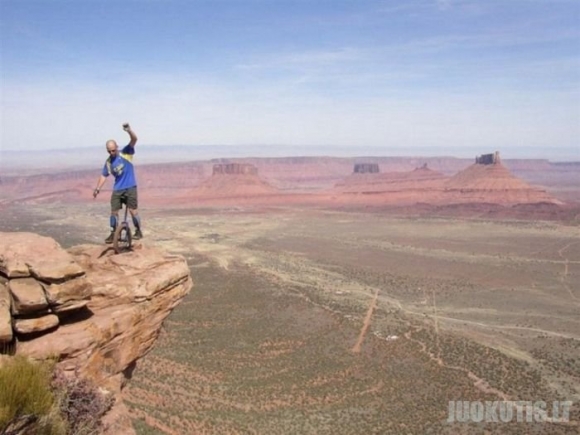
[0, 355, 67, 435]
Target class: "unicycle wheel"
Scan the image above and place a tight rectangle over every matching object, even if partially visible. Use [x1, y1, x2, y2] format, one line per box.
[113, 223, 132, 253]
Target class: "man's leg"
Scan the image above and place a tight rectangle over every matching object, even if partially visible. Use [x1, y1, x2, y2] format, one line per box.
[127, 187, 142, 239]
[106, 191, 122, 243]
[129, 209, 142, 239]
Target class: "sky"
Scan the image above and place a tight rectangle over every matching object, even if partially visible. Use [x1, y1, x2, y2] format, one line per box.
[1, 0, 579, 160]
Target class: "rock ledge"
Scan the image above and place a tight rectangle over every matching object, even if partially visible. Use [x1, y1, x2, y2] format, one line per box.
[0, 232, 193, 434]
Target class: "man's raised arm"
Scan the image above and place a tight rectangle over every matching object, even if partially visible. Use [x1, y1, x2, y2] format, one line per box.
[123, 123, 138, 148]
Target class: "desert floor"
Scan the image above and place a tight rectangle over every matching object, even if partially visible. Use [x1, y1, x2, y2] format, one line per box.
[2, 203, 579, 434]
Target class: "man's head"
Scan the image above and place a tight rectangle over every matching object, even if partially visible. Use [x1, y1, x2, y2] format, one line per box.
[106, 140, 118, 157]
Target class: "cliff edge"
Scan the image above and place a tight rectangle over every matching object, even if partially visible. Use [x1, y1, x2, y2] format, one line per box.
[0, 232, 193, 434]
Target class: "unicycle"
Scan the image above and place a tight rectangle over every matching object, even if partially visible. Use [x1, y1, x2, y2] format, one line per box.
[113, 204, 132, 253]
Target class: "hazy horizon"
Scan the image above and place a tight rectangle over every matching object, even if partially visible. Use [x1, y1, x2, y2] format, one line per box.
[1, 143, 578, 175]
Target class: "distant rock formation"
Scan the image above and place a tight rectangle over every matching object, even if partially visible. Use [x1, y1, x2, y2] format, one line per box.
[1, 155, 570, 206]
[332, 154, 563, 205]
[0, 232, 192, 434]
[191, 163, 278, 198]
[475, 151, 501, 165]
[213, 163, 258, 175]
[353, 163, 380, 174]
[334, 164, 448, 198]
[444, 158, 561, 204]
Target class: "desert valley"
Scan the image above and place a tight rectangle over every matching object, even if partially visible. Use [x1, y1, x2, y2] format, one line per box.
[1, 151, 579, 434]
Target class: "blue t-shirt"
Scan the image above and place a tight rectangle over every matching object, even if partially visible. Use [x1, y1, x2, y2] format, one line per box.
[102, 144, 137, 191]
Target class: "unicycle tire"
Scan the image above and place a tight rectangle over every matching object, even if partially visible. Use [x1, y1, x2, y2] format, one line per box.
[113, 223, 132, 253]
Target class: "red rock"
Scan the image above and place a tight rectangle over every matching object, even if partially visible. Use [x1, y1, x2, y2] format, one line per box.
[14, 314, 59, 335]
[0, 232, 192, 434]
[0, 232, 85, 281]
[443, 161, 561, 205]
[8, 277, 48, 315]
[334, 164, 448, 197]
[0, 154, 573, 207]
[190, 163, 278, 198]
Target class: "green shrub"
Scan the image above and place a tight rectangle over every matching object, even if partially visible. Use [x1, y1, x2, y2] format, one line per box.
[0, 355, 67, 434]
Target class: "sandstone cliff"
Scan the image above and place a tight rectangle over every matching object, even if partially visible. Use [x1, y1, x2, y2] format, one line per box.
[0, 232, 192, 434]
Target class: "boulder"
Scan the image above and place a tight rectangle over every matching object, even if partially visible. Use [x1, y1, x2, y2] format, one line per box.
[0, 232, 85, 281]
[52, 300, 89, 314]
[44, 276, 92, 312]
[0, 250, 30, 278]
[13, 314, 59, 335]
[8, 277, 48, 315]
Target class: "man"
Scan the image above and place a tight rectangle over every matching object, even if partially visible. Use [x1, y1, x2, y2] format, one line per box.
[93, 123, 143, 243]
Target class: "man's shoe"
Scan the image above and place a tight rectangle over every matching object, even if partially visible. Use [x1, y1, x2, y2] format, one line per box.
[133, 229, 143, 240]
[105, 231, 115, 244]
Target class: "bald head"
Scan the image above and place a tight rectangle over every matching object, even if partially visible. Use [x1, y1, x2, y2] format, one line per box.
[106, 140, 118, 156]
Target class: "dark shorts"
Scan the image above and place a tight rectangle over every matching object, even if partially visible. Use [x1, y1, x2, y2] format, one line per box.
[111, 187, 138, 212]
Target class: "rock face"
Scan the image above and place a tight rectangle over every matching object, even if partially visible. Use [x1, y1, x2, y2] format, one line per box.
[0, 232, 192, 435]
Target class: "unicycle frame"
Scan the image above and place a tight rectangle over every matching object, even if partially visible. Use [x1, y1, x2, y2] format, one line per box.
[113, 203, 132, 254]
